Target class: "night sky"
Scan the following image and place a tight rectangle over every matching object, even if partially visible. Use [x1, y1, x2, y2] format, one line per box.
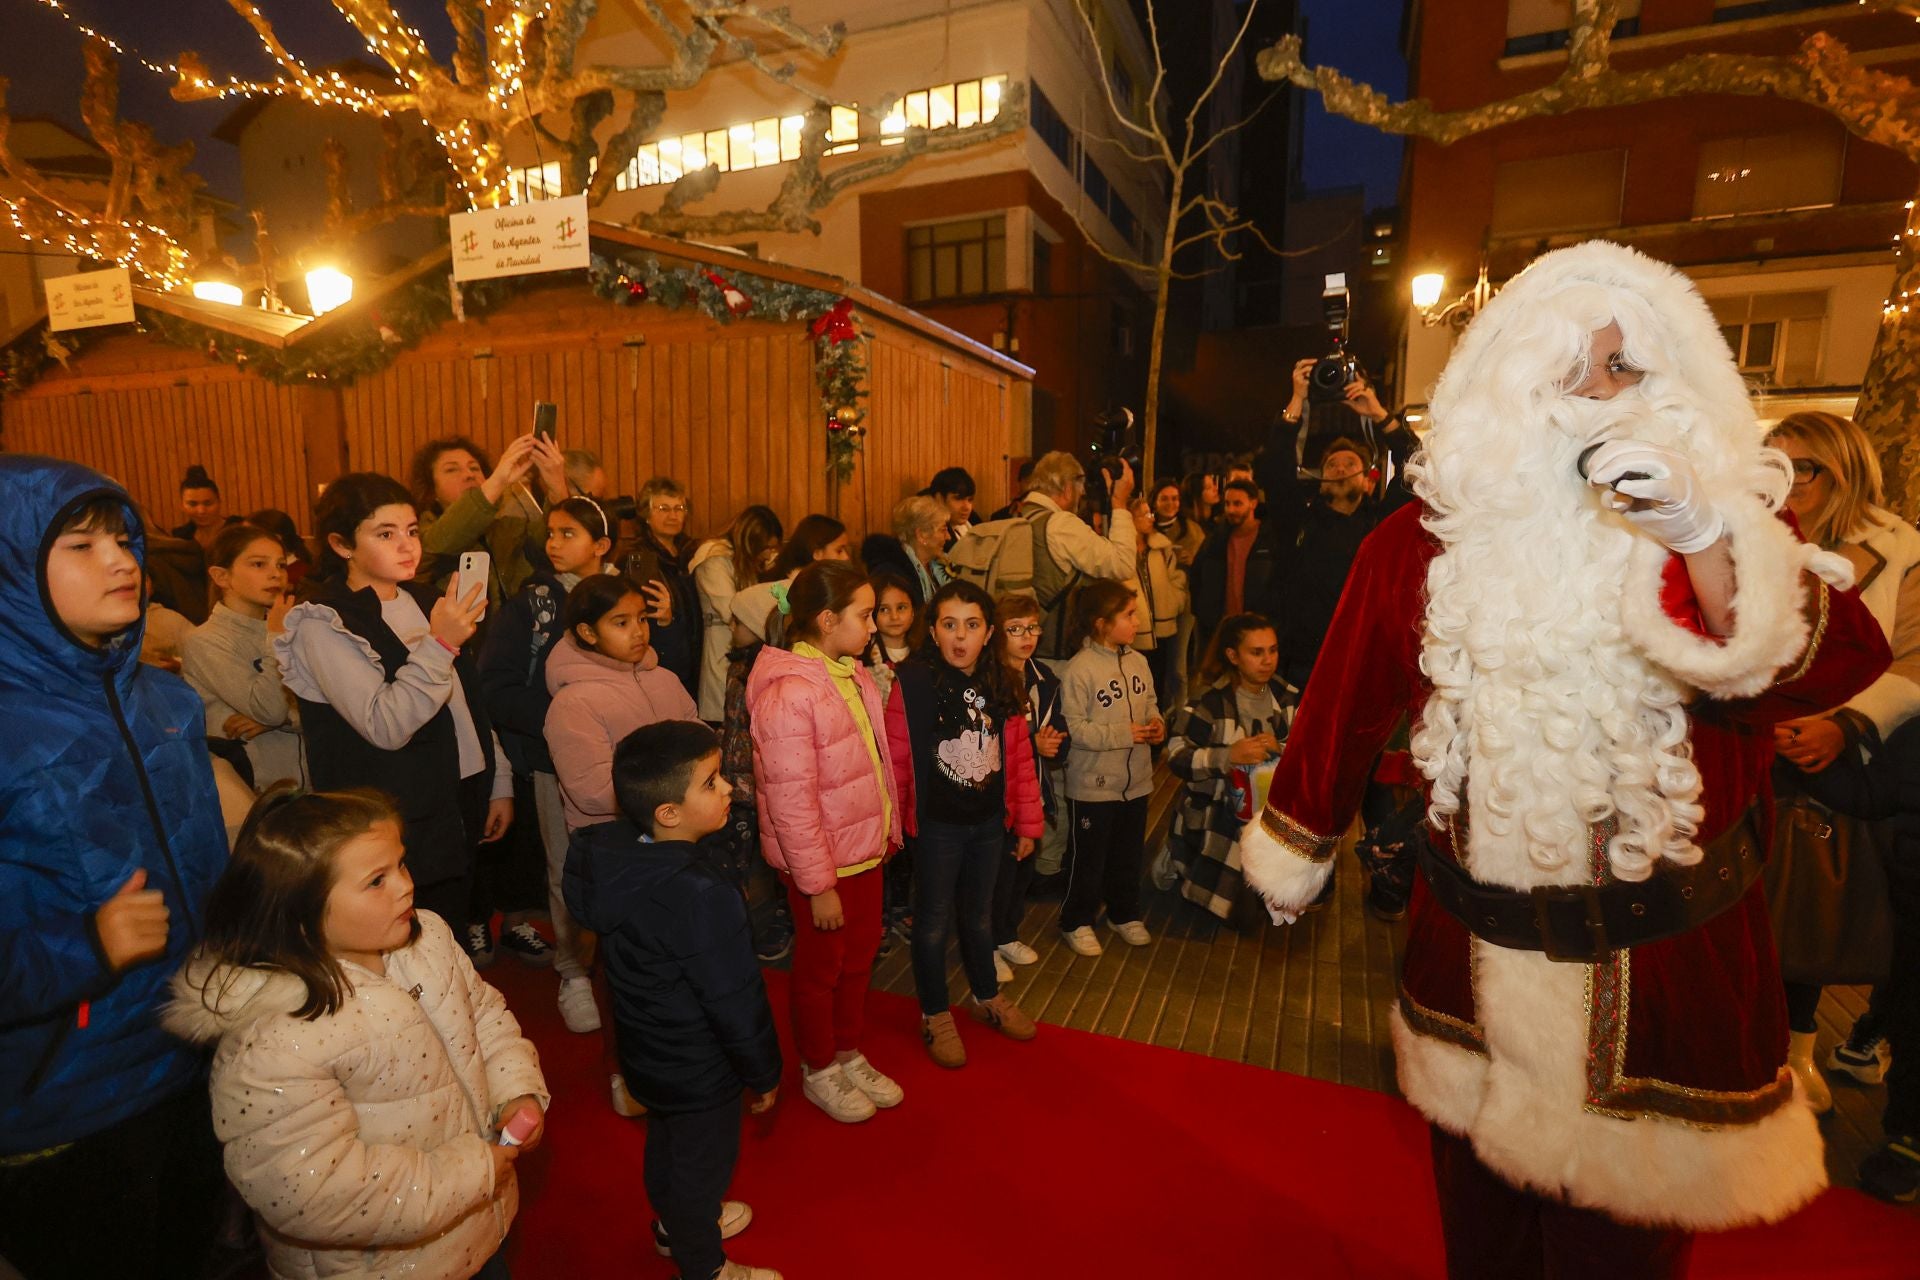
[1296, 0, 1407, 210]
[5, 0, 1409, 229]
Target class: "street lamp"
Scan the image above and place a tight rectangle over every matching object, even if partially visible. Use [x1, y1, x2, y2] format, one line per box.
[1412, 257, 1492, 330]
[1410, 272, 1445, 311]
[306, 266, 354, 316]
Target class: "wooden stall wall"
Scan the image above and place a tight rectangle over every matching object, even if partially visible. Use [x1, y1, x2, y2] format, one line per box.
[857, 322, 1015, 533]
[3, 338, 313, 529]
[339, 281, 1018, 541]
[339, 284, 839, 541]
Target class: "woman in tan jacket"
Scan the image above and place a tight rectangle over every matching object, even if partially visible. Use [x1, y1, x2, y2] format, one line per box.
[167, 787, 549, 1280]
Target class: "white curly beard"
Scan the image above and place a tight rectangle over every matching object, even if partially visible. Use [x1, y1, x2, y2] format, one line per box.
[1409, 378, 1781, 888]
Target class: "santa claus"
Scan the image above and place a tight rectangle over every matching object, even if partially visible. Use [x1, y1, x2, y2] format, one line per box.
[1241, 240, 1890, 1276]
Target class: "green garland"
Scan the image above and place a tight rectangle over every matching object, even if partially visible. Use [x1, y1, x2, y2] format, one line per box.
[1, 250, 871, 484]
[584, 252, 869, 483]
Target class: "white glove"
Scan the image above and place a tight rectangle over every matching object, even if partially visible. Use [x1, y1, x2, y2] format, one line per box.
[1585, 440, 1726, 555]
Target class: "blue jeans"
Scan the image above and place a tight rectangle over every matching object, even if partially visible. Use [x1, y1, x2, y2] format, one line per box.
[911, 815, 1005, 1014]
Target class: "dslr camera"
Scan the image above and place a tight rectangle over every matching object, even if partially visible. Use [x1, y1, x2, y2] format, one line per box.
[1086, 406, 1141, 511]
[1309, 273, 1366, 406]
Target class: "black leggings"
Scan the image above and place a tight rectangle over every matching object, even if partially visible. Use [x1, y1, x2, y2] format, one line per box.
[1784, 980, 1824, 1036]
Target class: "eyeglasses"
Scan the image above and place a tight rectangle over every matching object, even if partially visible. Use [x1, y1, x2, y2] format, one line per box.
[1789, 459, 1827, 483]
[651, 502, 688, 515]
[1003, 624, 1043, 638]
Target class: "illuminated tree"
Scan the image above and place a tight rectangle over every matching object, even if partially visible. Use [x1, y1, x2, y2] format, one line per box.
[170, 0, 1022, 241]
[0, 37, 199, 289]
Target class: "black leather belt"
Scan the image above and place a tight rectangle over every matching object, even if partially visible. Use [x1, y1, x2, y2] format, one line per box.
[1415, 810, 1762, 963]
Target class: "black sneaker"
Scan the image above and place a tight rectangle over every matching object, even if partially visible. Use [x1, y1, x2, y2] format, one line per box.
[498, 921, 554, 968]
[1859, 1137, 1920, 1203]
[463, 921, 497, 970]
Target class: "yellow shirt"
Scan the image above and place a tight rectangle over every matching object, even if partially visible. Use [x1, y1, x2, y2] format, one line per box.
[793, 641, 888, 877]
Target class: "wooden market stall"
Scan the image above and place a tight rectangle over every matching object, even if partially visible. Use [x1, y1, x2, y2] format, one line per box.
[1, 225, 1034, 543]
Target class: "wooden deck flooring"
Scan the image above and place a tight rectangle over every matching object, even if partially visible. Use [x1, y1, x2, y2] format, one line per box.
[865, 766, 1903, 1205]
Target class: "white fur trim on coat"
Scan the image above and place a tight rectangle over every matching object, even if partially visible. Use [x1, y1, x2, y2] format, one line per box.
[1391, 940, 1826, 1232]
[1619, 498, 1813, 701]
[1237, 811, 1336, 915]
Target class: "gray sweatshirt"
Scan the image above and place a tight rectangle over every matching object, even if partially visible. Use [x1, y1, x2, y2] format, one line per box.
[276, 593, 512, 799]
[1061, 641, 1160, 802]
[182, 603, 306, 788]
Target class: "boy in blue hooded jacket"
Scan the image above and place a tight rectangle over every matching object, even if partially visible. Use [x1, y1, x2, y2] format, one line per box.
[0, 457, 229, 1279]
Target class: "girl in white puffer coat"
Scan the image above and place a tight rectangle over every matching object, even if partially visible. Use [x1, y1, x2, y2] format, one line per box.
[166, 786, 549, 1280]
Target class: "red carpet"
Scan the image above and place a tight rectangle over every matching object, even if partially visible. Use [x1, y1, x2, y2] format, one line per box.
[487, 963, 1920, 1279]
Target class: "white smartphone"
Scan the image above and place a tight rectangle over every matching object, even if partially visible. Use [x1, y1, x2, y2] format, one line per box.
[457, 551, 490, 620]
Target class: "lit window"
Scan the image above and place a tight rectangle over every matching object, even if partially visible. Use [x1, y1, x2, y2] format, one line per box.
[828, 106, 860, 155]
[883, 75, 1006, 146]
[507, 161, 563, 204]
[599, 93, 955, 189]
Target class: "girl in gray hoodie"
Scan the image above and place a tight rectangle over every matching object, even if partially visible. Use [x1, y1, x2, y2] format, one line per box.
[1058, 579, 1164, 957]
[182, 524, 305, 788]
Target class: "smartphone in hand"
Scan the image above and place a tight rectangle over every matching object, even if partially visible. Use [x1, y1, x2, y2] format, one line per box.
[457, 550, 491, 621]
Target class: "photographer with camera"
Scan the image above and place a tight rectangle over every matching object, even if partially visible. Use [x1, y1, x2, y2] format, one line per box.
[1265, 355, 1414, 689]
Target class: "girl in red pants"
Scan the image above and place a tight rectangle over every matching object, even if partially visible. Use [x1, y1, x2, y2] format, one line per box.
[745, 560, 905, 1124]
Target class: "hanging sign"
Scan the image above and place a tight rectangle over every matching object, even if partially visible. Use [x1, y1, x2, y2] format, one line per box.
[450, 195, 590, 282]
[46, 267, 135, 332]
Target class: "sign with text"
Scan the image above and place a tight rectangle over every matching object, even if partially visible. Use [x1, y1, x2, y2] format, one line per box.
[450, 196, 590, 282]
[46, 268, 135, 332]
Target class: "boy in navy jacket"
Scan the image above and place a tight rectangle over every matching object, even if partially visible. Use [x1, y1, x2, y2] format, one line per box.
[565, 719, 784, 1280]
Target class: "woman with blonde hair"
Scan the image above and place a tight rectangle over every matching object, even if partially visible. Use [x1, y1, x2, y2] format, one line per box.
[1767, 409, 1920, 1110]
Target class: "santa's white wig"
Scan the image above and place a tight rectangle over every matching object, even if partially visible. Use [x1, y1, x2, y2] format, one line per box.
[1409, 240, 1832, 887]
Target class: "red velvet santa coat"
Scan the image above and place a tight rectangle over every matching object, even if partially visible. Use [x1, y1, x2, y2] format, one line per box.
[1255, 503, 1888, 1230]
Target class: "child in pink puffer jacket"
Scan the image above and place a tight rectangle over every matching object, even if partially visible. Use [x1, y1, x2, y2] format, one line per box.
[745, 560, 904, 1126]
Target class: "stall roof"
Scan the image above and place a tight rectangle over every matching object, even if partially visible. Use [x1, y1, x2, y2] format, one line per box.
[295, 222, 1035, 381]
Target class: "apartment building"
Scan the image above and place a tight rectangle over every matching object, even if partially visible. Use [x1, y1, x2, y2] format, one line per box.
[518, 0, 1170, 460]
[1398, 0, 1919, 417]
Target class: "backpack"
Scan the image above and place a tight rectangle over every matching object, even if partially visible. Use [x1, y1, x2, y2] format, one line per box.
[946, 503, 1083, 659]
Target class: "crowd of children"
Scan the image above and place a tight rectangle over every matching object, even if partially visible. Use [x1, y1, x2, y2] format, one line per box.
[0, 448, 1332, 1280]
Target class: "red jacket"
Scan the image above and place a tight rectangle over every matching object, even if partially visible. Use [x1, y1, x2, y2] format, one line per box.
[884, 665, 1044, 841]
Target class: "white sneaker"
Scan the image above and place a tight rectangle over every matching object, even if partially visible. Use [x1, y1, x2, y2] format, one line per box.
[802, 1062, 876, 1123]
[994, 952, 1013, 984]
[839, 1053, 904, 1108]
[716, 1262, 784, 1280]
[609, 1073, 646, 1118]
[1062, 925, 1103, 957]
[654, 1200, 754, 1255]
[997, 940, 1040, 966]
[556, 976, 601, 1033]
[1106, 917, 1152, 947]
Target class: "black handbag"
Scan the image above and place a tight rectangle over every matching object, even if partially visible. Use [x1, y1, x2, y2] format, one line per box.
[1762, 790, 1895, 986]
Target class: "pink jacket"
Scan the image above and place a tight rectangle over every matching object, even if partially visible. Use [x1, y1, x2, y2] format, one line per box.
[543, 635, 698, 830]
[745, 644, 903, 896]
[884, 672, 1044, 840]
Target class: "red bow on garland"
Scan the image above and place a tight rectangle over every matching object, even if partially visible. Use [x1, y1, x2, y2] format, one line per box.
[809, 297, 858, 345]
[703, 271, 752, 317]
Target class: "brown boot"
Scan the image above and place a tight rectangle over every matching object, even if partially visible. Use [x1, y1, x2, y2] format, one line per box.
[922, 1011, 967, 1068]
[968, 994, 1038, 1041]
